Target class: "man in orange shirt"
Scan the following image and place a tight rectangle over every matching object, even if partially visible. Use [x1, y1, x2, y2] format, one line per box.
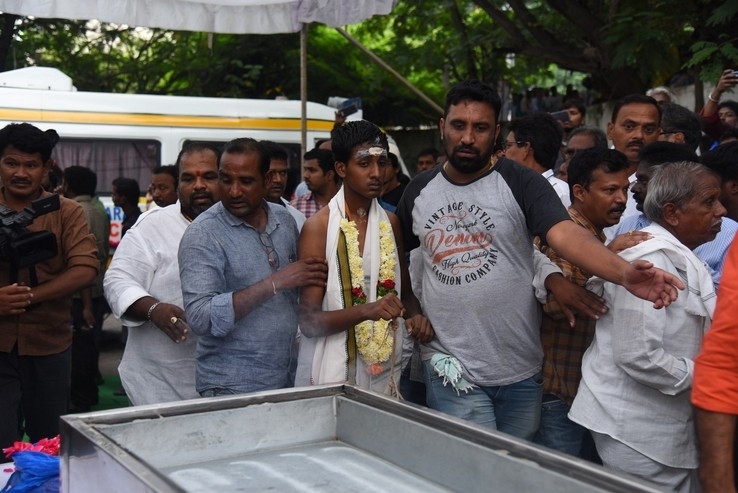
[693, 239, 738, 493]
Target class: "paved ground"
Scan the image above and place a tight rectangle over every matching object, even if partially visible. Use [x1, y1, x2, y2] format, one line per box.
[99, 314, 125, 378]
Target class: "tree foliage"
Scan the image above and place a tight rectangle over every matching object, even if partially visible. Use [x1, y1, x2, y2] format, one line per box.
[359, 0, 736, 104]
[355, 0, 738, 103]
[1, 0, 736, 127]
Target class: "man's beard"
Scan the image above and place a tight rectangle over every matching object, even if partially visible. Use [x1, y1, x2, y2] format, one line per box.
[181, 192, 215, 219]
[447, 144, 494, 174]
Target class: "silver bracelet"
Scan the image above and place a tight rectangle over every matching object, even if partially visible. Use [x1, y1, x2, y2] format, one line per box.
[708, 92, 720, 103]
[147, 301, 162, 321]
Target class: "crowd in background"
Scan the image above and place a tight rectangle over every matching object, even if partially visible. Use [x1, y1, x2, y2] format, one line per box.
[1, 67, 738, 493]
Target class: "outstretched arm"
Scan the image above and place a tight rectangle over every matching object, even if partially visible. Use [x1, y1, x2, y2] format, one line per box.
[546, 220, 684, 308]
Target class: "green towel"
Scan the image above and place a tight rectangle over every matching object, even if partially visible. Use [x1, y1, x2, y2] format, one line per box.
[430, 353, 476, 395]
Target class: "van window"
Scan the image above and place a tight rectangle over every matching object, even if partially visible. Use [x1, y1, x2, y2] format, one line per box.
[52, 138, 161, 194]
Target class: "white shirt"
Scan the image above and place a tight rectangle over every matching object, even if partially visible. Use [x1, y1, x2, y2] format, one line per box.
[281, 197, 306, 231]
[542, 169, 571, 207]
[569, 225, 715, 468]
[104, 202, 200, 406]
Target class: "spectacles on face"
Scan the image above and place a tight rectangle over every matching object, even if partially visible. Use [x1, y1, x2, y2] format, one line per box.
[659, 128, 680, 136]
[259, 232, 279, 270]
[504, 140, 524, 151]
[563, 149, 578, 158]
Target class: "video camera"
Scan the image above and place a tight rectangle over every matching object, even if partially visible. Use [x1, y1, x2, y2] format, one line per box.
[0, 194, 60, 284]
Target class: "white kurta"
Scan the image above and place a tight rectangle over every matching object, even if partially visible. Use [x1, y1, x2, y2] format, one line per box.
[104, 203, 199, 406]
[570, 224, 716, 469]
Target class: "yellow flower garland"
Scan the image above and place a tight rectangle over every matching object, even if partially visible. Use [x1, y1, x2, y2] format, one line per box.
[339, 217, 397, 366]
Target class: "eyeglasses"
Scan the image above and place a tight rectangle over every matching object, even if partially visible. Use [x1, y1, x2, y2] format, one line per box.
[259, 232, 279, 270]
[504, 140, 524, 151]
[659, 129, 681, 136]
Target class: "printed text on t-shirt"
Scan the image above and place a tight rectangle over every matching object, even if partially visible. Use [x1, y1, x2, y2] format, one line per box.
[422, 202, 499, 285]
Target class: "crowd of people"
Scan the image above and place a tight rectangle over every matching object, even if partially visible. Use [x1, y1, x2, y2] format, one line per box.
[0, 72, 737, 493]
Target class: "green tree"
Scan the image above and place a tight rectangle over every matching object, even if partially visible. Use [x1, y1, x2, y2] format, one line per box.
[2, 1, 736, 126]
[354, 0, 738, 106]
[1, 14, 440, 126]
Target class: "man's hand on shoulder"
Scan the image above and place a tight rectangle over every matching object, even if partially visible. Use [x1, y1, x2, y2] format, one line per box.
[623, 260, 685, 309]
[607, 231, 651, 254]
[0, 283, 33, 316]
[273, 257, 328, 291]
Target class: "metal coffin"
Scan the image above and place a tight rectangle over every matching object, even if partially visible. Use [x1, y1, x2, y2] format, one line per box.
[60, 385, 660, 493]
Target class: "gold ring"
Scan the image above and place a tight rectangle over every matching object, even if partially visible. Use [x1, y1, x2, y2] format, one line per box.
[170, 316, 178, 324]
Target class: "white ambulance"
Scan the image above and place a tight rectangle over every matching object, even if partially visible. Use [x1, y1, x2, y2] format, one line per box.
[0, 66, 337, 247]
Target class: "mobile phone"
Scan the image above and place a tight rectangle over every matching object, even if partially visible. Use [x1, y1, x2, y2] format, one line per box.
[550, 110, 570, 123]
[337, 103, 358, 118]
[337, 97, 361, 118]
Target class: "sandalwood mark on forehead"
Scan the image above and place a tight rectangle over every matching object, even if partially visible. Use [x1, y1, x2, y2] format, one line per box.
[355, 147, 387, 159]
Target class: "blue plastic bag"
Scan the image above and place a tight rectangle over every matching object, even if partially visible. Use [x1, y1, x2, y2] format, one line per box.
[0, 451, 60, 493]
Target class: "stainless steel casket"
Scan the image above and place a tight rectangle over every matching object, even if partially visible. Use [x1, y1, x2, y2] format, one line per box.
[60, 385, 661, 492]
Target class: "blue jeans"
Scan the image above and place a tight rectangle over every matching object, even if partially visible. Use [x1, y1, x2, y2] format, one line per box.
[199, 387, 238, 398]
[533, 394, 587, 456]
[423, 361, 542, 440]
[400, 360, 427, 407]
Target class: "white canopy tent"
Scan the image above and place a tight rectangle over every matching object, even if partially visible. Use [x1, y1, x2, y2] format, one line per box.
[0, 0, 395, 152]
[0, 0, 393, 34]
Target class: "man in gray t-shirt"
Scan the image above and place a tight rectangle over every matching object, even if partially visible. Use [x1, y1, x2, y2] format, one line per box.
[396, 80, 685, 440]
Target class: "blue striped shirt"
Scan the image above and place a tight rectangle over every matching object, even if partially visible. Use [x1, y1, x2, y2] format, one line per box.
[179, 201, 300, 394]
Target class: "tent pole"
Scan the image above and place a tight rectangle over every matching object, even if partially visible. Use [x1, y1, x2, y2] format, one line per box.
[300, 23, 308, 164]
[334, 27, 443, 116]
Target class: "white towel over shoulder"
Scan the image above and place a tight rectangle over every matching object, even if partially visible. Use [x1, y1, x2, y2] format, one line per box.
[295, 186, 403, 393]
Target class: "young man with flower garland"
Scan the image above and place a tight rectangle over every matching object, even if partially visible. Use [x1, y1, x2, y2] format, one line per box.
[395, 79, 685, 440]
[296, 121, 433, 395]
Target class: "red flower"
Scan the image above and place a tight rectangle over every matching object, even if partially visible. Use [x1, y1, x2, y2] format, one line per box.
[380, 279, 395, 290]
[3, 435, 60, 459]
[367, 363, 384, 376]
[351, 286, 367, 304]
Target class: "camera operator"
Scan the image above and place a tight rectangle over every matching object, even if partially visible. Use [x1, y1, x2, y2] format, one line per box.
[0, 123, 98, 449]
